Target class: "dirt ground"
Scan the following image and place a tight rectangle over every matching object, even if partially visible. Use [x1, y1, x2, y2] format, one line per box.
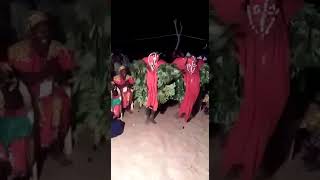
[40, 106, 320, 180]
[111, 106, 209, 180]
[211, 137, 320, 180]
[41, 130, 108, 180]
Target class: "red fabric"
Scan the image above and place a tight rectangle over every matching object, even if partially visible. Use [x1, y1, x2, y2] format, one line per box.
[9, 42, 75, 147]
[0, 110, 30, 177]
[39, 87, 71, 147]
[212, 0, 304, 180]
[113, 75, 135, 109]
[112, 104, 122, 119]
[0, 138, 29, 176]
[142, 57, 166, 111]
[173, 57, 203, 121]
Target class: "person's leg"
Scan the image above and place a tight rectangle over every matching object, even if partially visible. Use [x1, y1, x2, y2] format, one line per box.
[9, 138, 29, 179]
[0, 144, 11, 180]
[149, 110, 157, 124]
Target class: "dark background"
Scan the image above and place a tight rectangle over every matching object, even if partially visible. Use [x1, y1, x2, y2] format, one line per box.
[112, 0, 208, 60]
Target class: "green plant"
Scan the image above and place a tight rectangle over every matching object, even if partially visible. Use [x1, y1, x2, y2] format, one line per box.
[209, 11, 241, 132]
[56, 0, 111, 142]
[131, 60, 209, 107]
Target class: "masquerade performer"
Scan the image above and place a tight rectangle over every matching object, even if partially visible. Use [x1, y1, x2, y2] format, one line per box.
[112, 66, 135, 113]
[173, 54, 204, 128]
[212, 0, 303, 179]
[142, 52, 166, 124]
[7, 11, 75, 165]
[0, 67, 33, 179]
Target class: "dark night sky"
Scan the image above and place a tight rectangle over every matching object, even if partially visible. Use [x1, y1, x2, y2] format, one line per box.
[112, 0, 208, 59]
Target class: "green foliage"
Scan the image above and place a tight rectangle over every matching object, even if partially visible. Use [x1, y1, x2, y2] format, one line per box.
[200, 63, 210, 86]
[209, 11, 241, 132]
[53, 0, 111, 141]
[131, 60, 209, 107]
[290, 4, 320, 71]
[131, 60, 147, 107]
[131, 61, 184, 106]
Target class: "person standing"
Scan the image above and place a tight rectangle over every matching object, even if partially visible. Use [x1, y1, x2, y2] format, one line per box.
[0, 67, 33, 180]
[112, 66, 135, 113]
[142, 52, 166, 124]
[212, 0, 304, 179]
[173, 54, 204, 128]
[6, 11, 75, 165]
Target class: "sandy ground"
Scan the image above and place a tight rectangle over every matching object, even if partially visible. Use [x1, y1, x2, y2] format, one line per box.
[211, 137, 320, 180]
[111, 106, 209, 180]
[39, 106, 320, 180]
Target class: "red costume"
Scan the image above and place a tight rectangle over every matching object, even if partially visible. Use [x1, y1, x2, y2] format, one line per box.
[173, 56, 204, 121]
[0, 80, 31, 177]
[112, 68, 135, 110]
[142, 53, 166, 111]
[212, 0, 303, 180]
[8, 40, 75, 148]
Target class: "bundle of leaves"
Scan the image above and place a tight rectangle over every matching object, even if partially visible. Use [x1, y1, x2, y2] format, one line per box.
[209, 11, 241, 132]
[38, 0, 111, 142]
[131, 60, 209, 107]
[200, 63, 210, 87]
[290, 4, 320, 77]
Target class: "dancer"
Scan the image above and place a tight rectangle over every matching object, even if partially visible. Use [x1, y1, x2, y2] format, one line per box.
[173, 53, 204, 128]
[112, 66, 135, 113]
[7, 11, 75, 164]
[142, 52, 166, 124]
[212, 0, 303, 179]
[0, 66, 33, 179]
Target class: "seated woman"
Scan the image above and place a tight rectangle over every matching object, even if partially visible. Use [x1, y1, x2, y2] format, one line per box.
[0, 67, 33, 180]
[112, 66, 135, 113]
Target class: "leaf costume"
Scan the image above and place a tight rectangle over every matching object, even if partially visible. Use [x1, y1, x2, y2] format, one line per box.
[173, 56, 204, 121]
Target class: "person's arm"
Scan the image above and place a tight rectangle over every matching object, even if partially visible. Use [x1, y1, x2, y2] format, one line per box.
[19, 81, 32, 111]
[54, 45, 76, 85]
[0, 90, 4, 116]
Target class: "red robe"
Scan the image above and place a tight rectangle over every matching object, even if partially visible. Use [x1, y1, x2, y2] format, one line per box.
[212, 0, 303, 180]
[142, 57, 166, 111]
[173, 57, 204, 121]
[8, 40, 75, 147]
[112, 75, 135, 109]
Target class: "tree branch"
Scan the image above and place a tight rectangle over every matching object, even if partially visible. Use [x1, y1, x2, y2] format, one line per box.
[174, 18, 181, 50]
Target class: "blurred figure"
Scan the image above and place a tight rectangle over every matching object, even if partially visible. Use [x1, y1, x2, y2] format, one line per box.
[142, 52, 166, 124]
[112, 66, 135, 113]
[0, 65, 33, 180]
[6, 11, 75, 165]
[172, 54, 204, 128]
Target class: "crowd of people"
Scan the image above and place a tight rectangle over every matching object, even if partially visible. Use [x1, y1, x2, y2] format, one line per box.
[0, 9, 209, 180]
[111, 51, 208, 129]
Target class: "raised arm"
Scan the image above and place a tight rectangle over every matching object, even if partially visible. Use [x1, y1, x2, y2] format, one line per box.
[0, 90, 4, 116]
[19, 81, 32, 111]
